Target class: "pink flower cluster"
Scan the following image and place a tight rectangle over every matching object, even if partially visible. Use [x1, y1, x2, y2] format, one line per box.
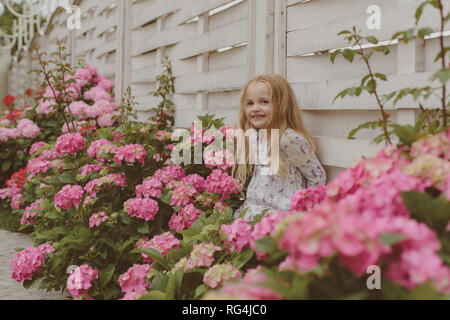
[169, 203, 203, 231]
[204, 266, 282, 300]
[139, 232, 180, 263]
[88, 211, 108, 228]
[66, 264, 98, 300]
[203, 263, 242, 289]
[153, 165, 185, 184]
[135, 177, 163, 198]
[26, 148, 62, 178]
[79, 164, 104, 176]
[251, 211, 293, 260]
[182, 174, 206, 194]
[204, 148, 235, 170]
[113, 144, 147, 166]
[170, 185, 197, 207]
[206, 169, 239, 199]
[221, 219, 252, 253]
[55, 132, 86, 155]
[87, 139, 117, 162]
[123, 197, 159, 221]
[118, 264, 152, 300]
[186, 243, 221, 269]
[410, 128, 450, 160]
[29, 141, 46, 156]
[21, 199, 43, 226]
[290, 185, 328, 212]
[54, 185, 84, 210]
[11, 243, 54, 282]
[84, 173, 126, 198]
[0, 119, 40, 142]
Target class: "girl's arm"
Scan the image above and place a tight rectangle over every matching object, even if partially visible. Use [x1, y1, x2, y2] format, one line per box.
[281, 129, 327, 188]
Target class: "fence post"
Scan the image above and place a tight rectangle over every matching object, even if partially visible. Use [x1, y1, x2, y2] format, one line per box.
[197, 13, 209, 111]
[396, 39, 418, 125]
[274, 0, 286, 77]
[115, 0, 132, 103]
[247, 0, 274, 79]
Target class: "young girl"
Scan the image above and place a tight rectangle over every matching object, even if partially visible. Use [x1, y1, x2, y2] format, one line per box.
[233, 74, 327, 219]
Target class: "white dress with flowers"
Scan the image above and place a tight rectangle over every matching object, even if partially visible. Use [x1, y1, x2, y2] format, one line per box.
[234, 128, 327, 219]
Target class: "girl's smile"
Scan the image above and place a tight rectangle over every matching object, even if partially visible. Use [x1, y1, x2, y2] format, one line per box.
[245, 82, 273, 129]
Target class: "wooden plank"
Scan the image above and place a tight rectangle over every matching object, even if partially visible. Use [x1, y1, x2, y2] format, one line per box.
[171, 0, 235, 26]
[175, 66, 247, 93]
[209, 0, 247, 31]
[132, 0, 181, 29]
[324, 165, 347, 183]
[132, 24, 194, 57]
[175, 19, 247, 60]
[286, 45, 397, 83]
[131, 64, 161, 83]
[315, 135, 384, 168]
[290, 72, 442, 111]
[274, 0, 287, 77]
[287, 0, 450, 56]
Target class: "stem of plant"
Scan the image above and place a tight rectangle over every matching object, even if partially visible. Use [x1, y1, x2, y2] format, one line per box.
[438, 0, 447, 127]
[354, 34, 392, 145]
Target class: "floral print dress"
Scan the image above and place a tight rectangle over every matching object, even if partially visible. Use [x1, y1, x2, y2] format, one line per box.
[234, 128, 327, 219]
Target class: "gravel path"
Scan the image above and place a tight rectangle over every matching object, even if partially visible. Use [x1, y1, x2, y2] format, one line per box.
[0, 229, 69, 300]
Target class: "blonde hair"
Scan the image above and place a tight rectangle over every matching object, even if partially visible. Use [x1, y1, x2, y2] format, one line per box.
[232, 74, 317, 189]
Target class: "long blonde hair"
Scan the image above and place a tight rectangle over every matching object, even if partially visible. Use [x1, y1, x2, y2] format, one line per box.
[232, 74, 317, 188]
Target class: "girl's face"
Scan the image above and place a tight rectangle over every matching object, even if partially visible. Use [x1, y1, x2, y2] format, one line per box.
[245, 82, 273, 129]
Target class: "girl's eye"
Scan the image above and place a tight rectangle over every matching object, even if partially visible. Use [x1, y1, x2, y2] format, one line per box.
[247, 102, 254, 106]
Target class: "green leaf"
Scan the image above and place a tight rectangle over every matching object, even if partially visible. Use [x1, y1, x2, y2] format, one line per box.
[254, 236, 277, 254]
[374, 73, 387, 81]
[2, 161, 11, 172]
[347, 121, 379, 140]
[366, 36, 378, 44]
[337, 30, 351, 35]
[137, 223, 150, 234]
[194, 284, 208, 299]
[141, 248, 169, 269]
[330, 50, 341, 64]
[418, 27, 433, 39]
[151, 273, 169, 292]
[380, 233, 405, 246]
[342, 49, 356, 63]
[232, 249, 254, 269]
[138, 290, 167, 300]
[99, 264, 115, 286]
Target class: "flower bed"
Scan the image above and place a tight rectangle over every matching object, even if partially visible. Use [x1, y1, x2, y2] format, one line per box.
[0, 51, 449, 300]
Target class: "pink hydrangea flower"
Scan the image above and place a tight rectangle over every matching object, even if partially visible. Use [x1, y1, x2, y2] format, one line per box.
[11, 244, 53, 282]
[83, 86, 111, 102]
[251, 211, 292, 260]
[54, 185, 84, 210]
[87, 139, 117, 162]
[118, 264, 152, 299]
[113, 144, 147, 166]
[84, 173, 126, 197]
[29, 141, 46, 156]
[97, 113, 115, 127]
[204, 148, 235, 170]
[206, 169, 239, 199]
[290, 185, 328, 212]
[170, 185, 197, 207]
[169, 204, 203, 231]
[140, 232, 180, 263]
[123, 197, 159, 221]
[185, 243, 221, 270]
[135, 177, 163, 198]
[153, 165, 185, 184]
[221, 219, 252, 253]
[21, 199, 43, 226]
[26, 158, 51, 177]
[55, 132, 86, 155]
[66, 265, 98, 299]
[203, 263, 242, 289]
[36, 99, 56, 115]
[88, 211, 108, 228]
[17, 119, 40, 139]
[410, 128, 450, 160]
[79, 164, 104, 176]
[182, 174, 206, 194]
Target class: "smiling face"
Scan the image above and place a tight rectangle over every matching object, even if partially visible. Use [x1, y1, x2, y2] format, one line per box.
[245, 81, 273, 129]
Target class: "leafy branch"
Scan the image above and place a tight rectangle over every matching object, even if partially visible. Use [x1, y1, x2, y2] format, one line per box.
[331, 27, 392, 145]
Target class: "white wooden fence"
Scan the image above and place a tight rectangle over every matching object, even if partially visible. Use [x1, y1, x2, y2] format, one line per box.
[7, 0, 450, 181]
